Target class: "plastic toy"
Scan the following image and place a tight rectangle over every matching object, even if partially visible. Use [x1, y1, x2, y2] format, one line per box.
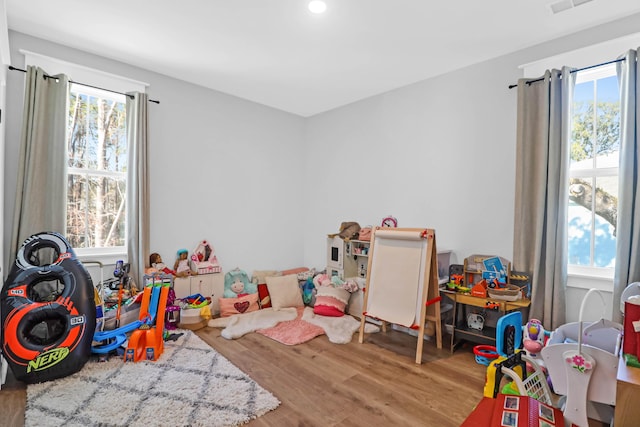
[467, 313, 485, 331]
[164, 288, 180, 330]
[450, 274, 464, 285]
[191, 240, 222, 274]
[522, 318, 545, 359]
[488, 278, 507, 289]
[471, 280, 487, 298]
[485, 301, 500, 310]
[113, 260, 131, 329]
[1, 232, 96, 384]
[473, 344, 499, 366]
[123, 276, 170, 362]
[181, 293, 210, 308]
[482, 311, 552, 405]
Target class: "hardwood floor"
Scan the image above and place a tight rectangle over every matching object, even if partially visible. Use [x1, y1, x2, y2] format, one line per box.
[0, 327, 610, 426]
[0, 366, 27, 427]
[195, 327, 487, 427]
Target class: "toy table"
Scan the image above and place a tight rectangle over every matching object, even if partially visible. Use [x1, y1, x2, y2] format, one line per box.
[440, 289, 531, 353]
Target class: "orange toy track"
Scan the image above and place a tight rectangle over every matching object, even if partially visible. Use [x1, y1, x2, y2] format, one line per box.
[124, 282, 170, 362]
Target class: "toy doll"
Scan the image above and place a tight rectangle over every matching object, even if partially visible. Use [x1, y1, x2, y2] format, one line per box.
[148, 252, 175, 276]
[174, 249, 194, 277]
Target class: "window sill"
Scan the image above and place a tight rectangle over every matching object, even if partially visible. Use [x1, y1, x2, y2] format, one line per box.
[76, 251, 127, 268]
[567, 273, 613, 292]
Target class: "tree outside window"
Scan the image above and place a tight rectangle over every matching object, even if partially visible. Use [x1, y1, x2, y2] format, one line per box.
[568, 65, 619, 270]
[66, 84, 127, 250]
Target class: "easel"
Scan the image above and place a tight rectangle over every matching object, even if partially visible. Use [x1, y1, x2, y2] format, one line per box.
[358, 227, 442, 364]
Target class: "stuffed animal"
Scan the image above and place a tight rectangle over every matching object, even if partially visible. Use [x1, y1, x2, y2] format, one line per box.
[327, 222, 361, 240]
[301, 277, 316, 305]
[313, 273, 358, 293]
[223, 268, 257, 298]
[313, 273, 331, 288]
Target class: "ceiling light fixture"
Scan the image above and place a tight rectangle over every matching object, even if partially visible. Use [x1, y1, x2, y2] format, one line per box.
[308, 1, 327, 14]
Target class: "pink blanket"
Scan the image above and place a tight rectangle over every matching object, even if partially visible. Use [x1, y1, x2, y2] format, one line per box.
[257, 307, 325, 345]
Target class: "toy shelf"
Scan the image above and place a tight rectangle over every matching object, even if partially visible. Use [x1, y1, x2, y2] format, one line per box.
[463, 254, 511, 287]
[350, 240, 371, 278]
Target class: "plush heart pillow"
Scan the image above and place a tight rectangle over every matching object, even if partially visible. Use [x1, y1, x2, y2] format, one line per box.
[219, 293, 260, 317]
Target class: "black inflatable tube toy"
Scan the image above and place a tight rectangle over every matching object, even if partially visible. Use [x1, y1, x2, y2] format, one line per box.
[1, 232, 96, 383]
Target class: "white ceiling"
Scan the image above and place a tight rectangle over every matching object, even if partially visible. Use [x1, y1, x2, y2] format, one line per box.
[6, 0, 640, 117]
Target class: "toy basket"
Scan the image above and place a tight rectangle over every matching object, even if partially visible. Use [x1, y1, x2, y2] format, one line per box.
[473, 345, 499, 366]
[487, 284, 522, 301]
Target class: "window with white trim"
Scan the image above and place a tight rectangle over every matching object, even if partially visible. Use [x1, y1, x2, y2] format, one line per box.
[22, 50, 148, 259]
[567, 63, 619, 277]
[66, 84, 128, 252]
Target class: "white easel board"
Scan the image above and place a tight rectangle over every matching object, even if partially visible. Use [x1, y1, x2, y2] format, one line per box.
[358, 227, 442, 364]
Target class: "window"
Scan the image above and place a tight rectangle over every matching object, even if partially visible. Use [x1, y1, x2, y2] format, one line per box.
[66, 84, 128, 252]
[21, 50, 148, 259]
[567, 63, 620, 276]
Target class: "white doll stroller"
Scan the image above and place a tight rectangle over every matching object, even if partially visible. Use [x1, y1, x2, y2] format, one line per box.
[541, 289, 622, 427]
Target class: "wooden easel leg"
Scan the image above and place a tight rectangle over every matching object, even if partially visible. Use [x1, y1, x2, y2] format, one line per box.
[435, 311, 443, 349]
[416, 325, 425, 364]
[358, 316, 366, 343]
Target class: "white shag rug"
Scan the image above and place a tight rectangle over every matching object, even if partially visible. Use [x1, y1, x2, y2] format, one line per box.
[25, 330, 280, 427]
[209, 307, 380, 344]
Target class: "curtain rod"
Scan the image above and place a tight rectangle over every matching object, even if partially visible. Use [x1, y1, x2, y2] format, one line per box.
[508, 57, 626, 89]
[8, 65, 160, 104]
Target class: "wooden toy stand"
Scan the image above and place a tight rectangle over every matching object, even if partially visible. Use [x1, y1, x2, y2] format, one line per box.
[358, 227, 442, 364]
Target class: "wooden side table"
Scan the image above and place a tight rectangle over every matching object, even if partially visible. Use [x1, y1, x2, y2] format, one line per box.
[614, 355, 640, 426]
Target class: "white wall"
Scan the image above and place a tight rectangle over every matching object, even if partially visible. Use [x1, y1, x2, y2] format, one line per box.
[3, 31, 306, 277]
[301, 13, 640, 321]
[302, 54, 518, 268]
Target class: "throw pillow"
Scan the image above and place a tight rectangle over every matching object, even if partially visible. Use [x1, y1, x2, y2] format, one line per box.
[313, 285, 351, 317]
[257, 283, 272, 308]
[280, 267, 309, 277]
[251, 269, 281, 284]
[219, 293, 260, 317]
[313, 304, 345, 317]
[266, 274, 304, 310]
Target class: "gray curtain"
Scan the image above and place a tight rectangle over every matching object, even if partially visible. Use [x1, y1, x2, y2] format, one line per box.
[126, 92, 150, 289]
[513, 68, 575, 330]
[10, 66, 69, 265]
[614, 49, 640, 323]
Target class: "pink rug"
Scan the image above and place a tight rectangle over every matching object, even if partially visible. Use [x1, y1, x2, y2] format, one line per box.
[256, 307, 325, 345]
